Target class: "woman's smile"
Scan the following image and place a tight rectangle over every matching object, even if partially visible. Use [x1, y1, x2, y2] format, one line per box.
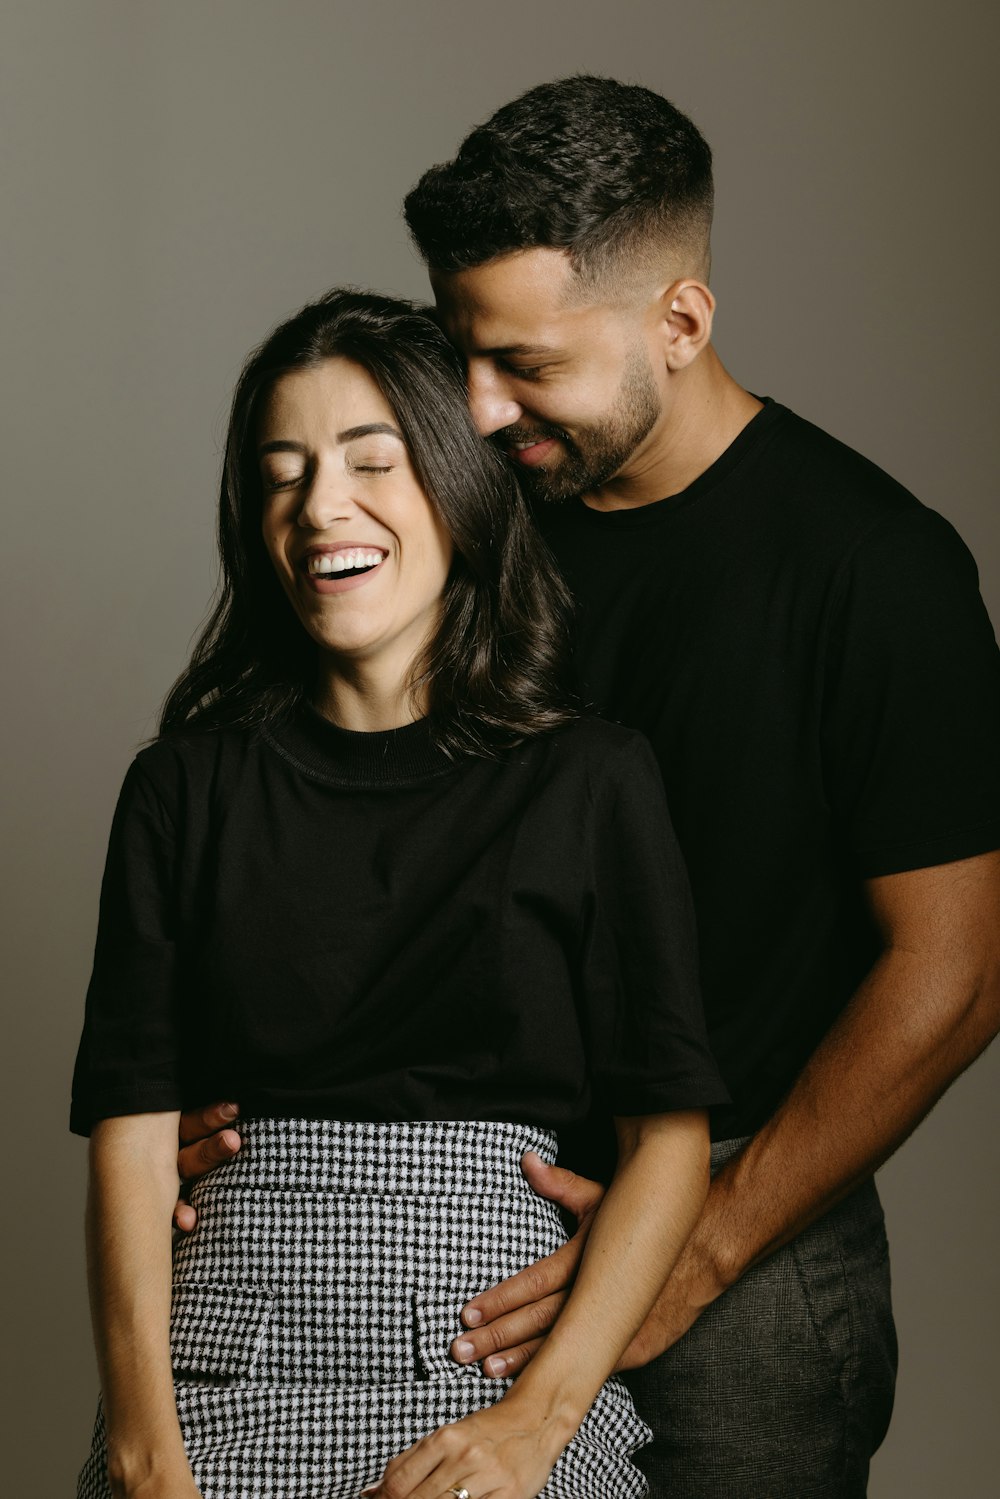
[300, 542, 390, 593]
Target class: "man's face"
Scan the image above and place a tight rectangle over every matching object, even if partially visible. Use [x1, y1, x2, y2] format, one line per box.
[431, 248, 665, 503]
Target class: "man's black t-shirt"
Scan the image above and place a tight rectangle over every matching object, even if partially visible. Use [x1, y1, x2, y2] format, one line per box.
[535, 400, 1000, 1139]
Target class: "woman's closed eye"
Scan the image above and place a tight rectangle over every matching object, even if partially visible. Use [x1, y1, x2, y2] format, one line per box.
[262, 468, 305, 491]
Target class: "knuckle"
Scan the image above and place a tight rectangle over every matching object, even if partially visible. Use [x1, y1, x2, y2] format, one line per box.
[523, 1264, 550, 1299]
[483, 1283, 512, 1315]
[482, 1322, 506, 1354]
[527, 1298, 555, 1335]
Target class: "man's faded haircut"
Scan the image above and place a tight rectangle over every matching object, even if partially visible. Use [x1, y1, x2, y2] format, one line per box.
[404, 75, 714, 299]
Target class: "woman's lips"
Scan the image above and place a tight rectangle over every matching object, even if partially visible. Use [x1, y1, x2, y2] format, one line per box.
[299, 550, 388, 594]
[508, 437, 559, 467]
[304, 565, 384, 594]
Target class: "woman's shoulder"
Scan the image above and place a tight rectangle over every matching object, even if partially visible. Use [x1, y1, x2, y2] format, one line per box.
[547, 713, 657, 759]
[526, 714, 663, 792]
[128, 721, 263, 805]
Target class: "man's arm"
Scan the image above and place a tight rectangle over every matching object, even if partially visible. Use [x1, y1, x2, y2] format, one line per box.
[452, 847, 1000, 1376]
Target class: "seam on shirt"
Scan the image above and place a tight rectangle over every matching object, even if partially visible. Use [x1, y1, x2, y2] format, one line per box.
[260, 728, 460, 790]
[131, 758, 179, 834]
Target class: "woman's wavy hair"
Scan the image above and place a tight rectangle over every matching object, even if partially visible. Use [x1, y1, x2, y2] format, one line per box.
[159, 288, 577, 755]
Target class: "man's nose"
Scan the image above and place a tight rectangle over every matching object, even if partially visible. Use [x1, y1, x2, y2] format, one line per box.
[466, 367, 522, 437]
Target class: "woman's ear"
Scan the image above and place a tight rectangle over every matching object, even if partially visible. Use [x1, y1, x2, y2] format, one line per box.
[657, 279, 716, 370]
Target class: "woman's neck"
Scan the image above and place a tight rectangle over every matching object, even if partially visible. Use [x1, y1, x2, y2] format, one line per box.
[312, 661, 429, 733]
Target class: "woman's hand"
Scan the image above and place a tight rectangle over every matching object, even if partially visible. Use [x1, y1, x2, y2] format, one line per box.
[361, 1400, 567, 1499]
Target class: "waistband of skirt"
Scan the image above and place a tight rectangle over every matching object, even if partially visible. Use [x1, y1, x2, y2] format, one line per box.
[200, 1116, 559, 1196]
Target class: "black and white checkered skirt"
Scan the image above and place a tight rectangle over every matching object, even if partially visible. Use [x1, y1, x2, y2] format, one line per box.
[77, 1117, 651, 1498]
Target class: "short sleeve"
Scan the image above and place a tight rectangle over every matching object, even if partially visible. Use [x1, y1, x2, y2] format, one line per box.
[69, 759, 184, 1135]
[822, 506, 1000, 877]
[580, 734, 730, 1116]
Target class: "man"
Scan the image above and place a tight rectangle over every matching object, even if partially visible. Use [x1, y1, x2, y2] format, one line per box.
[177, 78, 1000, 1496]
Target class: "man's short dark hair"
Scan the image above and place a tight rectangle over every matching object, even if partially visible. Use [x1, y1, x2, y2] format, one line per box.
[404, 75, 714, 295]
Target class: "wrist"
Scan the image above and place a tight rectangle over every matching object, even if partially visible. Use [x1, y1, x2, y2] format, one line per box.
[106, 1439, 192, 1496]
[498, 1377, 584, 1455]
[501, 1355, 599, 1453]
[691, 1173, 747, 1293]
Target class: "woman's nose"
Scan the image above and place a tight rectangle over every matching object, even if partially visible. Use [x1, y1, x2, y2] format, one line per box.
[295, 470, 355, 531]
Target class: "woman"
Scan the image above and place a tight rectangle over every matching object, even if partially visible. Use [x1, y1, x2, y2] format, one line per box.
[71, 289, 728, 1499]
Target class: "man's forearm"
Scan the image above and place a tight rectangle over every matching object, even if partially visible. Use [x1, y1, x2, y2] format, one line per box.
[86, 1114, 193, 1493]
[695, 942, 1000, 1292]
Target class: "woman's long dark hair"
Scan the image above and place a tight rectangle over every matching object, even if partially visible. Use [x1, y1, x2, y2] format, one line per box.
[159, 288, 577, 755]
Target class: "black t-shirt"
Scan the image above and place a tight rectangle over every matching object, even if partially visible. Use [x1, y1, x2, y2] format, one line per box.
[535, 399, 1000, 1138]
[69, 712, 728, 1141]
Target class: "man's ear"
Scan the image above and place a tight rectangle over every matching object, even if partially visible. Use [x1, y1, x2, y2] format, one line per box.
[657, 280, 716, 369]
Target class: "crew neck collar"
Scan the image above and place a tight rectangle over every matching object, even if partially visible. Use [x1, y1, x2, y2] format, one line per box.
[263, 703, 457, 787]
[571, 398, 784, 527]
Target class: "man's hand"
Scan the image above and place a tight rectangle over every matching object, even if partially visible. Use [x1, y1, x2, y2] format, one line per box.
[450, 1152, 604, 1378]
[172, 1101, 242, 1232]
[450, 1148, 728, 1377]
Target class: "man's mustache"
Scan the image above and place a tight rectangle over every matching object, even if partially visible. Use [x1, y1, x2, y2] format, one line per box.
[491, 422, 569, 448]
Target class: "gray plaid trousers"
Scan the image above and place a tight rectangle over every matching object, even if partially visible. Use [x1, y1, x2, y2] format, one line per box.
[77, 1117, 651, 1498]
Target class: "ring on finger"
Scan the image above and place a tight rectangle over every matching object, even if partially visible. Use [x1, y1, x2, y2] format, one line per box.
[447, 1488, 472, 1499]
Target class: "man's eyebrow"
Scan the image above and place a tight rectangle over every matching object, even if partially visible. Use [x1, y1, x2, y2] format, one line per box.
[476, 344, 559, 358]
[257, 423, 404, 457]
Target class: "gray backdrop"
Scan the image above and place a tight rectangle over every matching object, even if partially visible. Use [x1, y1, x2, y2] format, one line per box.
[2, 1, 997, 1493]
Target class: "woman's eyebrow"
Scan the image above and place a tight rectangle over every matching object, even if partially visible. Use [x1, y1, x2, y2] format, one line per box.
[337, 422, 405, 443]
[258, 439, 306, 457]
[257, 424, 404, 457]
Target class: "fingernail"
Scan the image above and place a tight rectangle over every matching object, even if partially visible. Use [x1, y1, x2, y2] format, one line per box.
[221, 1130, 242, 1152]
[485, 1356, 508, 1377]
[454, 1340, 476, 1362]
[221, 1103, 239, 1120]
[463, 1307, 482, 1326]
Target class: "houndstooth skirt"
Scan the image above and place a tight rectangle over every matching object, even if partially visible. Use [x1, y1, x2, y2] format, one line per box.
[77, 1117, 651, 1498]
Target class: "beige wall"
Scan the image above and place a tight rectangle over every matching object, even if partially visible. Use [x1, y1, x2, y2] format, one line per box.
[2, 1, 997, 1492]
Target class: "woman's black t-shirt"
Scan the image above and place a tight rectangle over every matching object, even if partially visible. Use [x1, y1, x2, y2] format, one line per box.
[69, 711, 728, 1141]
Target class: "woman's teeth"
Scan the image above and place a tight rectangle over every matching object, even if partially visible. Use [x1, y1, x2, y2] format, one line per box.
[307, 550, 384, 575]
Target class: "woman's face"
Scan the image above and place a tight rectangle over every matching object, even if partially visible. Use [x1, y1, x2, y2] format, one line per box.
[259, 358, 454, 683]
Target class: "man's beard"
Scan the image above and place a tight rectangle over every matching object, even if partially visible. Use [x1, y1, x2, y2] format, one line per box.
[495, 348, 662, 503]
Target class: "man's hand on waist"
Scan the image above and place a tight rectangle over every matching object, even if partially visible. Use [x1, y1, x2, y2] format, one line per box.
[173, 1101, 242, 1232]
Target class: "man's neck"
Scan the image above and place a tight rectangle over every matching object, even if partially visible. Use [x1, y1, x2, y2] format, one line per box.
[583, 350, 763, 512]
